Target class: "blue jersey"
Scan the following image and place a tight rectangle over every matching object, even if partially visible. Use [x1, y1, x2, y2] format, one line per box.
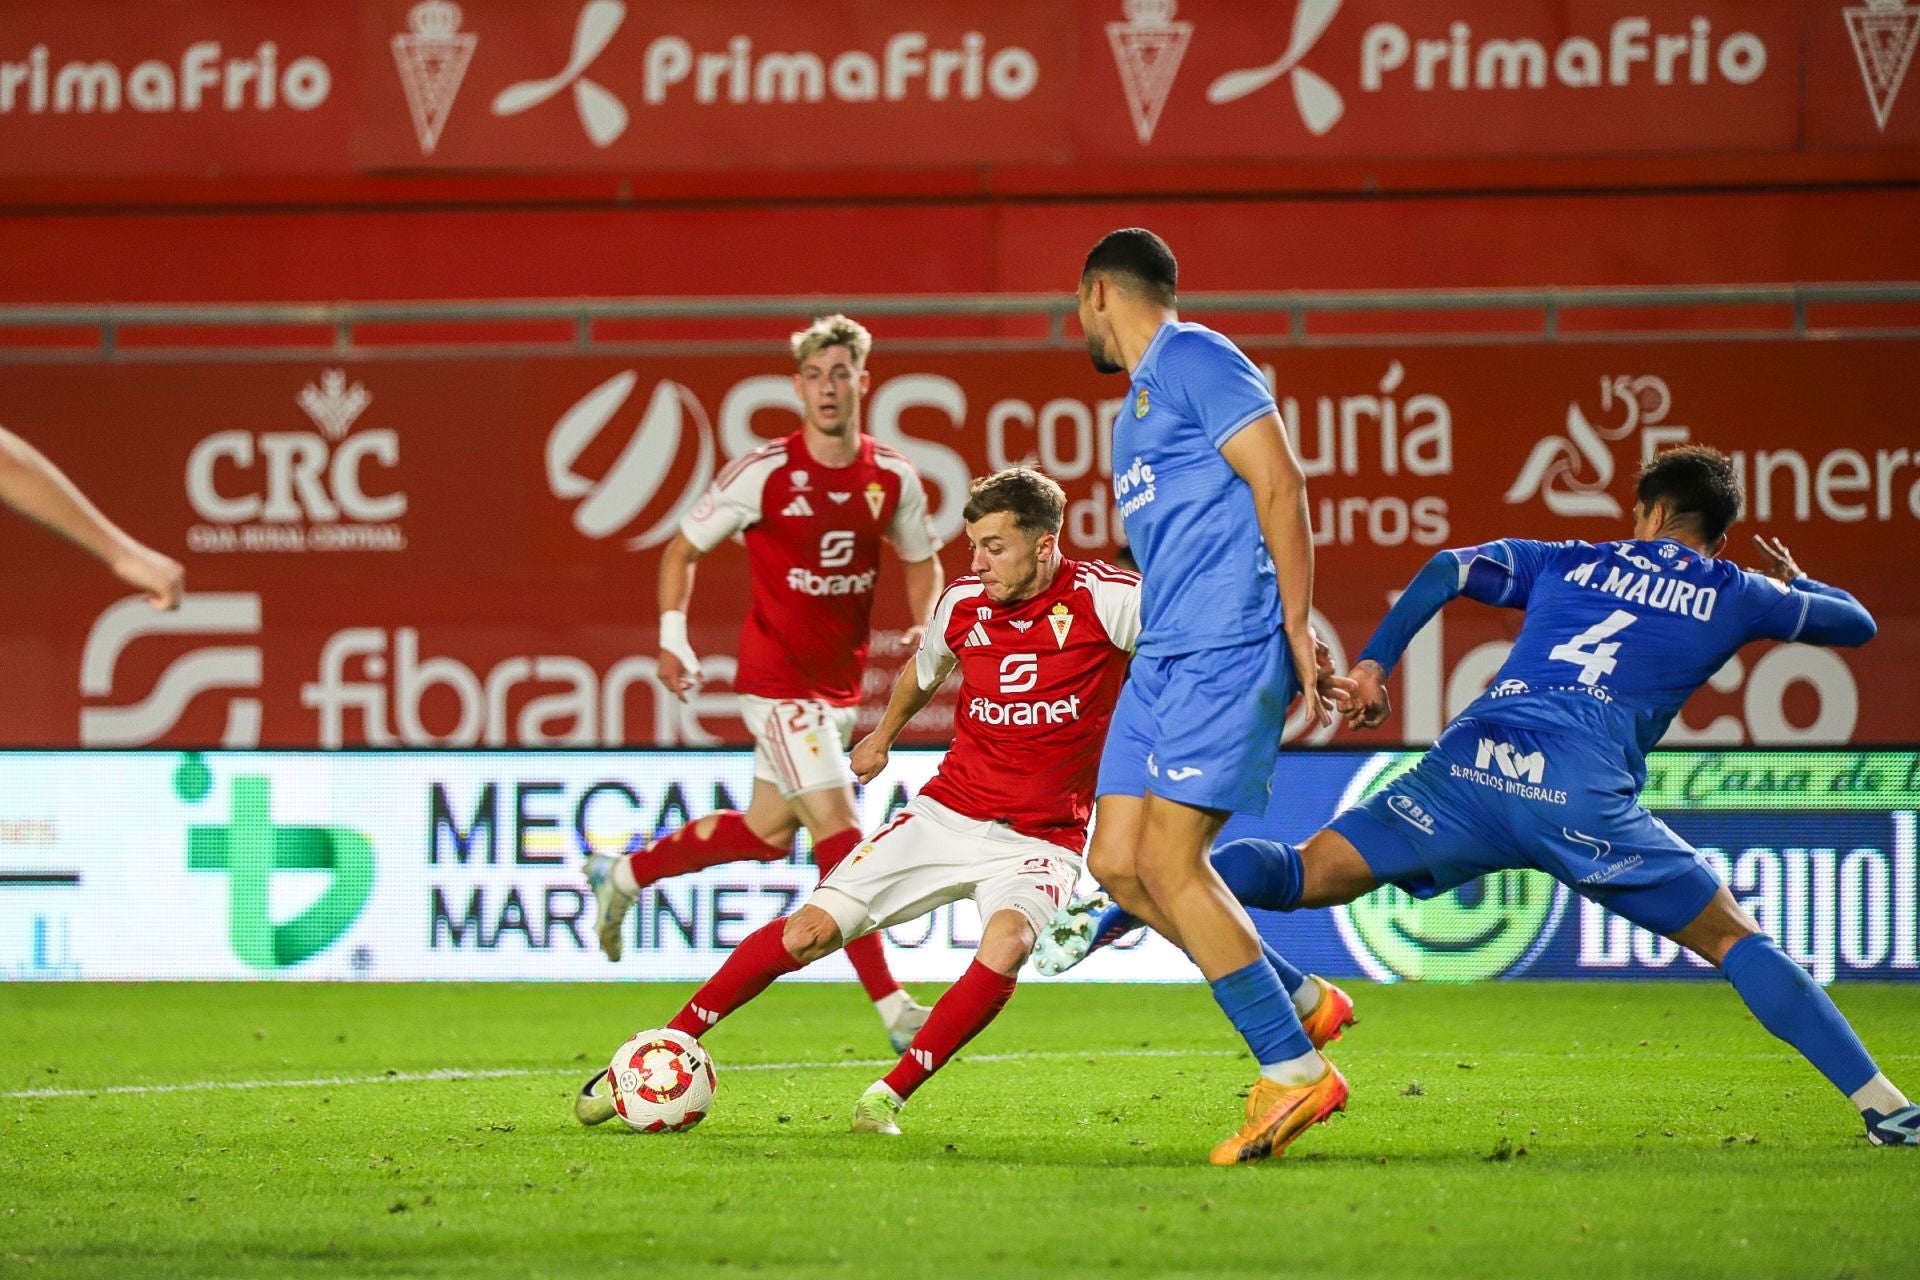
[1368, 537, 1876, 788]
[1110, 322, 1281, 657]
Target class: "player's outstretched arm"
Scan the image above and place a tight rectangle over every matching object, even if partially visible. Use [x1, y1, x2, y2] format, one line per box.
[1750, 534, 1877, 648]
[1219, 414, 1332, 729]
[851, 662, 946, 783]
[0, 427, 183, 610]
[656, 533, 706, 699]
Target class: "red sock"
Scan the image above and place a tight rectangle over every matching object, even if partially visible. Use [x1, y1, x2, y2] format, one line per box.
[881, 960, 1017, 1101]
[814, 828, 900, 1002]
[629, 812, 788, 890]
[666, 919, 803, 1039]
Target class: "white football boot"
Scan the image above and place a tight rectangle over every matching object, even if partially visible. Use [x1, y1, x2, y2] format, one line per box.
[583, 853, 634, 962]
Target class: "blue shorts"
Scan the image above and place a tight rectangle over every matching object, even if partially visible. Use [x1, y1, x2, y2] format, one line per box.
[1095, 634, 1297, 816]
[1328, 717, 1722, 936]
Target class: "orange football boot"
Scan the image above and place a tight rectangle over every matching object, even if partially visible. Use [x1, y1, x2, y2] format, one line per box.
[1207, 1061, 1349, 1166]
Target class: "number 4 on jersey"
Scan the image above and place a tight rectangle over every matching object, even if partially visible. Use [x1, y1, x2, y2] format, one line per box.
[1548, 609, 1636, 685]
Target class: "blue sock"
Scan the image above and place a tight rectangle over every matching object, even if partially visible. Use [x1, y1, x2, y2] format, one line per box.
[1208, 959, 1313, 1066]
[1211, 839, 1304, 911]
[1722, 934, 1877, 1097]
[1261, 941, 1306, 997]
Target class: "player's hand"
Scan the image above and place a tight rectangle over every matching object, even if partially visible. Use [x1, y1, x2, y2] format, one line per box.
[1315, 637, 1358, 713]
[898, 624, 927, 652]
[1287, 624, 1335, 730]
[112, 543, 184, 611]
[1342, 659, 1392, 731]
[657, 649, 701, 700]
[850, 731, 890, 784]
[1752, 534, 1805, 583]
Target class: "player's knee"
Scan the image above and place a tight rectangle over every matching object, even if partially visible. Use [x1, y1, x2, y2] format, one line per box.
[976, 911, 1036, 976]
[781, 906, 844, 963]
[1087, 840, 1138, 896]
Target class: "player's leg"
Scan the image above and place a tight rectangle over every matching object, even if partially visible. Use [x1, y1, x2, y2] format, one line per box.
[784, 739, 928, 1051]
[1659, 876, 1916, 1145]
[855, 835, 1078, 1132]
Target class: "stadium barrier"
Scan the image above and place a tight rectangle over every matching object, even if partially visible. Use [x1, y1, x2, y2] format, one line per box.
[3, 748, 1913, 986]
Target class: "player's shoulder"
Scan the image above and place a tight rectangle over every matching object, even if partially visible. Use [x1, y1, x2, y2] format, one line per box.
[1153, 322, 1247, 374]
[867, 438, 922, 480]
[933, 575, 989, 620]
[1069, 558, 1142, 596]
[714, 438, 793, 490]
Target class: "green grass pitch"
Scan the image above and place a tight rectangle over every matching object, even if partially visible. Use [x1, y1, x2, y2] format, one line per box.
[4, 980, 1916, 1279]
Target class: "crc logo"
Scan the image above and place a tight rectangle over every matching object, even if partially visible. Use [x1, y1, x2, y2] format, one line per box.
[819, 530, 856, 567]
[79, 594, 263, 746]
[1333, 754, 1570, 981]
[1475, 737, 1546, 784]
[999, 652, 1039, 693]
[1504, 375, 1688, 519]
[547, 370, 716, 547]
[180, 759, 374, 970]
[185, 370, 407, 554]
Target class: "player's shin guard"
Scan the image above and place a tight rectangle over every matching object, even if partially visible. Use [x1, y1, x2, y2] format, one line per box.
[1721, 933, 1880, 1099]
[815, 828, 901, 1002]
[629, 812, 787, 891]
[1209, 958, 1315, 1076]
[881, 960, 1017, 1101]
[1211, 838, 1304, 912]
[666, 918, 804, 1039]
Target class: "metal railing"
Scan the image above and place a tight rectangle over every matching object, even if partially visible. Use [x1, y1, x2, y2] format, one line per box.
[0, 282, 1915, 361]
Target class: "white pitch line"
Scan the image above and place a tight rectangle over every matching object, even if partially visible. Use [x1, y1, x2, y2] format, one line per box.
[1, 1047, 1236, 1102]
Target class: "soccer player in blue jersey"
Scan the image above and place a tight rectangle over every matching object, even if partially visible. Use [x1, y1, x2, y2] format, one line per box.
[1044, 444, 1919, 1147]
[1075, 228, 1357, 1165]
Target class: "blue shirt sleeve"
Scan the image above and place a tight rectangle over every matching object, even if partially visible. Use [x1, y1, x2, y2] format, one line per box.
[1742, 571, 1877, 647]
[1157, 329, 1277, 451]
[1448, 538, 1561, 609]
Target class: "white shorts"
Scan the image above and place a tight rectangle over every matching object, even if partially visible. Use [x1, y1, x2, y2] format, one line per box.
[809, 794, 1083, 942]
[739, 695, 859, 799]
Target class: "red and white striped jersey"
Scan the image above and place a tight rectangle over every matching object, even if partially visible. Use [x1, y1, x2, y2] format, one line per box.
[914, 559, 1141, 851]
[681, 432, 937, 706]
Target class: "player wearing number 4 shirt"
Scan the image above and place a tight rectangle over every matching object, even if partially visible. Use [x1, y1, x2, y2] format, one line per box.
[1042, 446, 1919, 1147]
[583, 315, 944, 1059]
[578, 469, 1147, 1133]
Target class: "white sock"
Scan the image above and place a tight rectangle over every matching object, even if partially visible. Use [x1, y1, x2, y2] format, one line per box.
[865, 1080, 904, 1107]
[1259, 1048, 1326, 1088]
[610, 855, 639, 896]
[1291, 977, 1323, 1019]
[874, 989, 912, 1023]
[1850, 1072, 1910, 1115]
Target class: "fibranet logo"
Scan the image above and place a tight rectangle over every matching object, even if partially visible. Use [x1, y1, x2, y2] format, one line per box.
[179, 755, 373, 971]
[79, 593, 263, 746]
[185, 370, 406, 554]
[1331, 754, 1571, 982]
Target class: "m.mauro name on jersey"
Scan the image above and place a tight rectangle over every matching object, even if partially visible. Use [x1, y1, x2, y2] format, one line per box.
[1563, 560, 1719, 620]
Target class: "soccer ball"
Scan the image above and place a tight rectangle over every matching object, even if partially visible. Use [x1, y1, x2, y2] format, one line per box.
[606, 1028, 716, 1133]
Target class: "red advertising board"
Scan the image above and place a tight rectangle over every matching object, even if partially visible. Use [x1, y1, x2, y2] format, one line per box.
[1, 1, 1915, 177]
[1, 339, 1914, 748]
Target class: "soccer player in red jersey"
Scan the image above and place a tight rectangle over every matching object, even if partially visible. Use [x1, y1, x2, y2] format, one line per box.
[584, 315, 944, 1052]
[576, 468, 1141, 1132]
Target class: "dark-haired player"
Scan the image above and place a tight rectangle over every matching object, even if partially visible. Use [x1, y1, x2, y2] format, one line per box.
[1075, 227, 1352, 1165]
[1045, 445, 1919, 1147]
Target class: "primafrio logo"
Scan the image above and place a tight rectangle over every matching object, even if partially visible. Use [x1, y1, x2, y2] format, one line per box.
[546, 370, 716, 547]
[1332, 754, 1571, 982]
[79, 593, 264, 746]
[487, 0, 1041, 150]
[179, 757, 374, 971]
[392, 0, 477, 154]
[185, 369, 407, 553]
[1847, 0, 1920, 130]
[1504, 375, 1685, 519]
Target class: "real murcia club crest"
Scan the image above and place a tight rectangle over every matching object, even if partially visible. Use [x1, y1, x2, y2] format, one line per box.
[1108, 0, 1194, 145]
[1847, 0, 1920, 130]
[1048, 602, 1074, 648]
[865, 482, 886, 520]
[392, 0, 477, 155]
